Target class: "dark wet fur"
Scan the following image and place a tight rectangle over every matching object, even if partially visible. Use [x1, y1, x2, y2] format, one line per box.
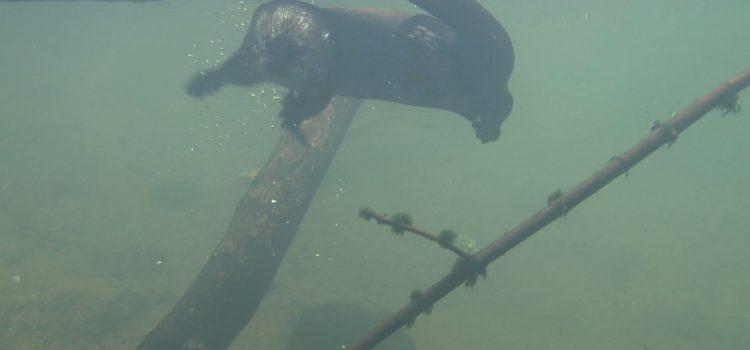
[186, 0, 514, 143]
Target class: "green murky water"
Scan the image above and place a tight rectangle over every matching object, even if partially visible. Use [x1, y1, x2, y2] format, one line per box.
[1, 0, 748, 349]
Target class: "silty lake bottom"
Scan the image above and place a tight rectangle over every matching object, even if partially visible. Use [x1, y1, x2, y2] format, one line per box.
[1, 0, 749, 349]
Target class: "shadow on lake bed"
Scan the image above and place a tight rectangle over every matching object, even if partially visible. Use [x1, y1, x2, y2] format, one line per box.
[285, 302, 416, 350]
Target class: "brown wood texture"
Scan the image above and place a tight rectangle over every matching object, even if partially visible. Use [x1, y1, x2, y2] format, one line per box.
[137, 97, 361, 350]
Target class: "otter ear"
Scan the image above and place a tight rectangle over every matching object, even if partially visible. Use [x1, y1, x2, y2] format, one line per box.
[185, 70, 224, 98]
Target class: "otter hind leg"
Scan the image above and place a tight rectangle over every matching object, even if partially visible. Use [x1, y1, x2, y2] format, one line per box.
[396, 14, 456, 55]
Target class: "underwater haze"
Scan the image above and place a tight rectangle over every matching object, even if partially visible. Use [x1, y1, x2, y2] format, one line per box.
[1, 0, 749, 349]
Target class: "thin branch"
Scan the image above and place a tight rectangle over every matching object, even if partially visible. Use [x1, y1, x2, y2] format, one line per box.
[358, 208, 473, 261]
[349, 68, 750, 350]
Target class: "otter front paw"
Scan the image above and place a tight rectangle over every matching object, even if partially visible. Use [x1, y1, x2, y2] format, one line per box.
[279, 88, 333, 145]
[280, 90, 316, 126]
[280, 117, 311, 146]
[279, 94, 311, 146]
[185, 70, 223, 98]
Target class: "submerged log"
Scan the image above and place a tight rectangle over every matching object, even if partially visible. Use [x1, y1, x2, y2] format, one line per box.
[138, 97, 361, 350]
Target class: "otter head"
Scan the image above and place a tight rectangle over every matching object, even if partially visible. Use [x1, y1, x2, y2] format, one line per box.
[250, 1, 334, 89]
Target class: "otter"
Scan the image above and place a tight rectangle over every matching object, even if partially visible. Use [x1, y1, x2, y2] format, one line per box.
[186, 0, 514, 144]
